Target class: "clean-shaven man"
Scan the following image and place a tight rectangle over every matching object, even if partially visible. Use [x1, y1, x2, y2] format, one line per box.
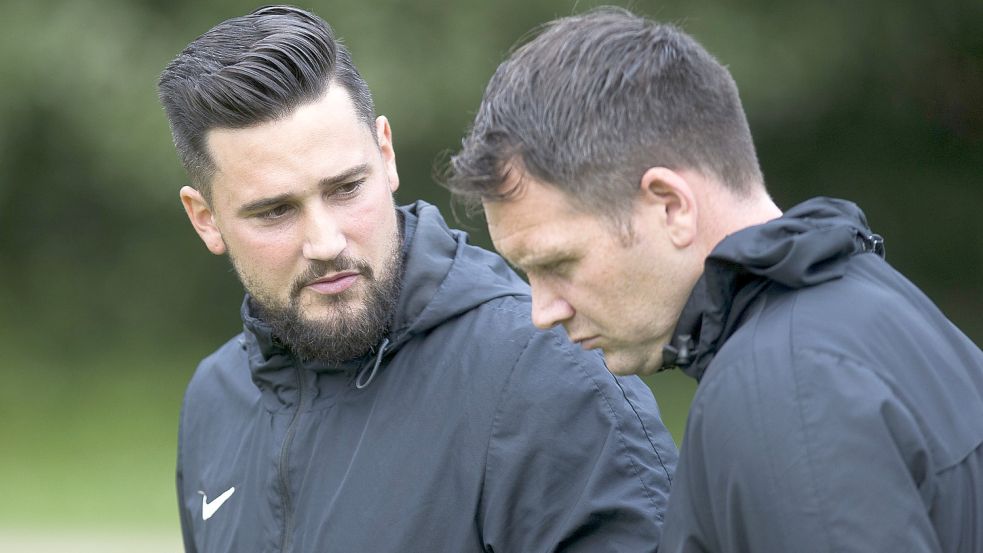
[447, 8, 983, 553]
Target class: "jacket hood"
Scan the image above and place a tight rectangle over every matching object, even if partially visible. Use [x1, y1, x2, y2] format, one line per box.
[664, 196, 886, 381]
[389, 201, 528, 341]
[240, 200, 528, 384]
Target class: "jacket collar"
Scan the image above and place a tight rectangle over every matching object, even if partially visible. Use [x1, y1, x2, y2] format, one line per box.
[662, 197, 886, 381]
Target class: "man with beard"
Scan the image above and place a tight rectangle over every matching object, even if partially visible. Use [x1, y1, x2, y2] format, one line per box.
[158, 6, 677, 553]
[446, 7, 983, 553]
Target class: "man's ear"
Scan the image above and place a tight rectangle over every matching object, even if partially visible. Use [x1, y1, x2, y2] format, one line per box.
[637, 167, 698, 248]
[375, 115, 400, 193]
[179, 186, 226, 255]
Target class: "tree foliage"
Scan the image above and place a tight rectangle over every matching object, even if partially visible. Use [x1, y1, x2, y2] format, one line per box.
[1, 0, 979, 357]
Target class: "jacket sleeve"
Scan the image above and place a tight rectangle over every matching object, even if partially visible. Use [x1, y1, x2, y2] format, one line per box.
[177, 464, 198, 553]
[478, 328, 678, 553]
[176, 395, 198, 553]
[660, 348, 943, 553]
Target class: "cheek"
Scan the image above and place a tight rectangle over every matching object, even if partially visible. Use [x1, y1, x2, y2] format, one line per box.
[572, 255, 640, 318]
[346, 193, 396, 253]
[225, 226, 300, 275]
[346, 204, 381, 238]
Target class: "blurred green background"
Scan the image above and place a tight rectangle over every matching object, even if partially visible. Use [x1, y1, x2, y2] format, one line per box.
[1, 0, 980, 548]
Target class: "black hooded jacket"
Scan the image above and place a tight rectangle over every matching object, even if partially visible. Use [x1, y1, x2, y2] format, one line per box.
[176, 201, 678, 553]
[659, 197, 983, 553]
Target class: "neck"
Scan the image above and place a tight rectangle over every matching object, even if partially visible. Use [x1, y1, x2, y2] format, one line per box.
[700, 185, 782, 254]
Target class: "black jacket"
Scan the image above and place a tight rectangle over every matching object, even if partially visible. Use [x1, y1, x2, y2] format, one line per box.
[660, 197, 983, 553]
[177, 201, 678, 552]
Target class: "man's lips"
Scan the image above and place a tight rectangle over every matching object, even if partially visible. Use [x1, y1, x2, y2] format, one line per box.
[571, 335, 600, 349]
[305, 271, 359, 295]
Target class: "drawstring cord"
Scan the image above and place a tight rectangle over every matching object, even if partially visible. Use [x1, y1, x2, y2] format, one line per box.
[355, 337, 390, 390]
[661, 334, 694, 371]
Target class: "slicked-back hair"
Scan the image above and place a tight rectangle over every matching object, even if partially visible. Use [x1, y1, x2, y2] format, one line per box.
[445, 7, 764, 224]
[158, 5, 375, 201]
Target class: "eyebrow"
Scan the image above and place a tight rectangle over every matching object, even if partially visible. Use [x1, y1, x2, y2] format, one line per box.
[236, 163, 371, 216]
[318, 163, 370, 189]
[513, 252, 571, 273]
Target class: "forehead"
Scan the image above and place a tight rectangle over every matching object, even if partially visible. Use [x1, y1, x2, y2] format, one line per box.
[483, 177, 606, 265]
[205, 86, 375, 198]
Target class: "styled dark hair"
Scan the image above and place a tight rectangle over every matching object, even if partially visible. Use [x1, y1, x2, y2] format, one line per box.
[158, 5, 375, 200]
[445, 7, 763, 222]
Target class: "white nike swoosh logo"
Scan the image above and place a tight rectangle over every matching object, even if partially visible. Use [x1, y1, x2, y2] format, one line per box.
[199, 487, 236, 521]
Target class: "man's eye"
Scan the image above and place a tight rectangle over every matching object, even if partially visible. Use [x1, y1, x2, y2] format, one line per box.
[258, 205, 293, 220]
[543, 261, 571, 275]
[336, 179, 366, 196]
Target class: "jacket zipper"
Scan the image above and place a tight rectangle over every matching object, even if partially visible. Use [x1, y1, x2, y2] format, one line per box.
[278, 364, 306, 553]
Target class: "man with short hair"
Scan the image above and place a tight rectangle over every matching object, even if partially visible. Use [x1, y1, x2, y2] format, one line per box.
[447, 7, 983, 553]
[158, 6, 677, 552]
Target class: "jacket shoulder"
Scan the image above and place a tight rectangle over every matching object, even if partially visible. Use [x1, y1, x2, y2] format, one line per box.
[702, 252, 983, 470]
[440, 289, 678, 480]
[466, 297, 679, 549]
[182, 333, 258, 413]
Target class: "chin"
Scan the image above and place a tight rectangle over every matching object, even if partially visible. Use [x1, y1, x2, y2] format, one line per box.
[601, 354, 642, 377]
[301, 299, 356, 319]
[602, 347, 663, 376]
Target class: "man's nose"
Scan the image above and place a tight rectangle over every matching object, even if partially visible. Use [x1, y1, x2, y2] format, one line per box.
[301, 207, 347, 261]
[529, 280, 575, 330]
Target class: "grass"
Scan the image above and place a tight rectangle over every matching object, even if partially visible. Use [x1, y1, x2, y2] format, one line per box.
[0, 345, 197, 533]
[0, 339, 695, 549]
[643, 369, 698, 445]
[0, 529, 181, 552]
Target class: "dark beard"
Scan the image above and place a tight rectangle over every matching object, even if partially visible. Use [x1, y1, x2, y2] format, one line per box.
[247, 238, 404, 365]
